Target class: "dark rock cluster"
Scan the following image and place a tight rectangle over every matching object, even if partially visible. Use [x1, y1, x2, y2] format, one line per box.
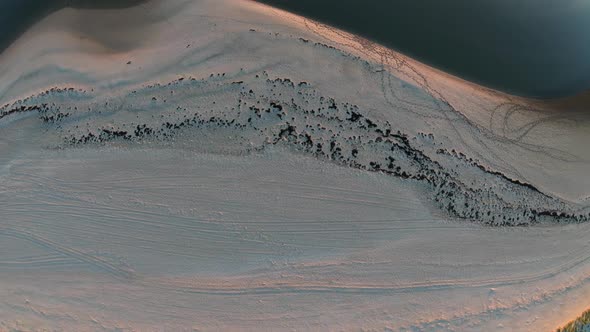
[1, 69, 587, 226]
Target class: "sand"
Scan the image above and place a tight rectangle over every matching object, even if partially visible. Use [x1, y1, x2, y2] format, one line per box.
[0, 0, 589, 330]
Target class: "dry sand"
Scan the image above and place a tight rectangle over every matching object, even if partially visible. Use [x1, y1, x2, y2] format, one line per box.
[0, 0, 589, 330]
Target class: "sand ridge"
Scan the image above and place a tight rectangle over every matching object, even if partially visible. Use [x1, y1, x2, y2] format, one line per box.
[0, 0, 589, 330]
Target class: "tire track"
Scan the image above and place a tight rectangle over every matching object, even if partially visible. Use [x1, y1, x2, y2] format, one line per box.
[0, 228, 135, 281]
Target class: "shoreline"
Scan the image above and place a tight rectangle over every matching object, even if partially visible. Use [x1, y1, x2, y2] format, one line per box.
[253, 0, 590, 101]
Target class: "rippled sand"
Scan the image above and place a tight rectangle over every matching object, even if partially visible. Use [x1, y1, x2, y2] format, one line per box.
[0, 0, 589, 331]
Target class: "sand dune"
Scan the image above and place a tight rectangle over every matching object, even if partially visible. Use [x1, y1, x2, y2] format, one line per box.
[0, 0, 589, 331]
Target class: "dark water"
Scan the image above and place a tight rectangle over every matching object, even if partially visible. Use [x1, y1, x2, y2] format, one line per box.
[257, 0, 590, 98]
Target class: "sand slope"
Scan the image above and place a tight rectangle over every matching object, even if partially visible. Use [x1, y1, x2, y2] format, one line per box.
[0, 0, 589, 330]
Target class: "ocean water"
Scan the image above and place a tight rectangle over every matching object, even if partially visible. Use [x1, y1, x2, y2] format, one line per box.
[256, 0, 590, 98]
